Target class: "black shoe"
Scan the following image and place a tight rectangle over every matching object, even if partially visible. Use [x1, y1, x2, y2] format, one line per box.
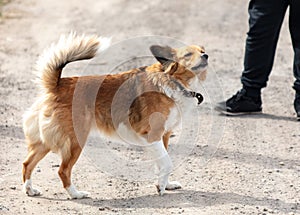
[215, 89, 262, 116]
[294, 93, 300, 121]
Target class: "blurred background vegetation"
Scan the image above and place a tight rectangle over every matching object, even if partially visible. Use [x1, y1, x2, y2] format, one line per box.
[0, 0, 10, 17]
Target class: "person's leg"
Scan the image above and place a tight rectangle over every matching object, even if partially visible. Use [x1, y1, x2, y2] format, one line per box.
[289, 0, 300, 119]
[216, 0, 289, 115]
[289, 0, 300, 92]
[241, 0, 289, 97]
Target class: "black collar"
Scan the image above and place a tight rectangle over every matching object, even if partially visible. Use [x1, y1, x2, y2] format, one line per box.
[170, 78, 204, 105]
[183, 90, 204, 105]
[137, 67, 204, 105]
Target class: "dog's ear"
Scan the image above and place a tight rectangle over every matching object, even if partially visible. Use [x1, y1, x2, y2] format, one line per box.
[150, 45, 175, 68]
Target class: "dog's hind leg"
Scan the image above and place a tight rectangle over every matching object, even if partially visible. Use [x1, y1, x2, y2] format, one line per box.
[22, 141, 50, 196]
[58, 142, 89, 199]
[162, 131, 172, 150]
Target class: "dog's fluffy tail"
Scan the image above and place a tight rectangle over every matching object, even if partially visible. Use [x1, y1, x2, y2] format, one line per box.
[35, 32, 111, 92]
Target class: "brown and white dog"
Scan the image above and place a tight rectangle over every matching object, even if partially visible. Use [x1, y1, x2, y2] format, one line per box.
[22, 33, 208, 199]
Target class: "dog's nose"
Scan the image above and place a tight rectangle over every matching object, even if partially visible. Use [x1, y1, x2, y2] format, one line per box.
[201, 53, 209, 60]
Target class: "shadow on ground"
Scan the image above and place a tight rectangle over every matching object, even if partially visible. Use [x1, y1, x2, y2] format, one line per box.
[37, 190, 299, 213]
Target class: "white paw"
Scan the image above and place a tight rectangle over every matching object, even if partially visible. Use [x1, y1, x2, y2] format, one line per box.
[166, 181, 182, 190]
[159, 189, 165, 196]
[70, 190, 90, 199]
[24, 180, 41, 196]
[155, 184, 166, 196]
[25, 187, 42, 196]
[66, 184, 89, 199]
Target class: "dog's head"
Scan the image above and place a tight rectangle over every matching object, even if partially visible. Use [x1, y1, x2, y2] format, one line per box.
[150, 44, 208, 89]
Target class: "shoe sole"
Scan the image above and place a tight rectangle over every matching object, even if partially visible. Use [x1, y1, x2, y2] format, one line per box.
[215, 106, 262, 116]
[222, 110, 263, 116]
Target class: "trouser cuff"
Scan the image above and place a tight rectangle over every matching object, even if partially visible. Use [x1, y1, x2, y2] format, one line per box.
[243, 86, 261, 98]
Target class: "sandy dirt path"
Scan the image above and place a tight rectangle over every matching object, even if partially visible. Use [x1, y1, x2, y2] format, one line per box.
[0, 0, 299, 214]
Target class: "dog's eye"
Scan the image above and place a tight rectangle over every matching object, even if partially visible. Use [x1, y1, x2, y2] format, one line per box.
[184, 52, 193, 58]
[199, 46, 205, 53]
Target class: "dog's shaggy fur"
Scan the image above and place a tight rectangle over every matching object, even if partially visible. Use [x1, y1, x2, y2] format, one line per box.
[22, 33, 208, 198]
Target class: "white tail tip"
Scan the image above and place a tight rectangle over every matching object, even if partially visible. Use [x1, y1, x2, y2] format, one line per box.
[98, 37, 112, 53]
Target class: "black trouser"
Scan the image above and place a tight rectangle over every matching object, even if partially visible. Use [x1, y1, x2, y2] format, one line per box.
[241, 0, 300, 96]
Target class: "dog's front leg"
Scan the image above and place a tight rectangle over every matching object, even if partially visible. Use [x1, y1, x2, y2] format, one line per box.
[148, 141, 180, 195]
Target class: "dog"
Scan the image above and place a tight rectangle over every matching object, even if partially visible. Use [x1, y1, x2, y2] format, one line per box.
[22, 33, 208, 199]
